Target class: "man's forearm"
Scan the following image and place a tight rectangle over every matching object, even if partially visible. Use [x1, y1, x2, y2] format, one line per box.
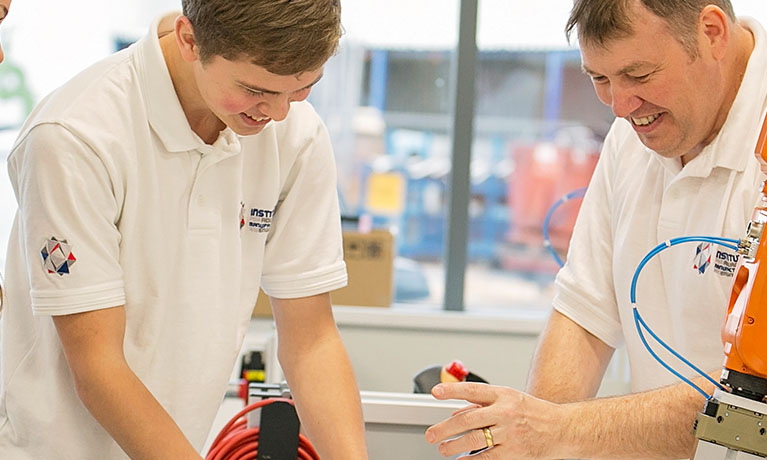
[527, 310, 615, 402]
[527, 311, 715, 458]
[74, 360, 202, 460]
[279, 331, 368, 460]
[561, 375, 716, 460]
[54, 308, 202, 460]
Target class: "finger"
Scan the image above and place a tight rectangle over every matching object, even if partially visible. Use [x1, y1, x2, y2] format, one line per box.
[426, 404, 497, 445]
[436, 427, 495, 458]
[432, 382, 500, 406]
[457, 445, 497, 460]
[451, 403, 482, 417]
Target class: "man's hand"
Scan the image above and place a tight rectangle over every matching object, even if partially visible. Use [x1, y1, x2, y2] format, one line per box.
[425, 382, 566, 459]
[426, 376, 713, 460]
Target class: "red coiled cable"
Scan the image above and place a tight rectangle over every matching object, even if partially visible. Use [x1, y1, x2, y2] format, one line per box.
[206, 397, 321, 460]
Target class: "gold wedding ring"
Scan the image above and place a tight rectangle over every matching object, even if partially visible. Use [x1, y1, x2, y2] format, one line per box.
[482, 427, 494, 448]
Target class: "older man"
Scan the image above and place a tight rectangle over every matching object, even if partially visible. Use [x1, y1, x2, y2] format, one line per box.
[427, 1, 765, 458]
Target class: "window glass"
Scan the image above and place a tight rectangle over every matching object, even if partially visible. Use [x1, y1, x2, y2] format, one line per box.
[463, 0, 613, 312]
[311, 0, 460, 307]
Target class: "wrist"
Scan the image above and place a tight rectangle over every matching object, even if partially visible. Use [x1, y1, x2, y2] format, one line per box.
[550, 401, 587, 459]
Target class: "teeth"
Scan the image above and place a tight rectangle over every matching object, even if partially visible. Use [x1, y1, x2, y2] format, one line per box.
[632, 114, 659, 126]
[245, 114, 269, 122]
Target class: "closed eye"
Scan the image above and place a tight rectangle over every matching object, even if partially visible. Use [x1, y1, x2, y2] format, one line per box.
[629, 73, 651, 82]
[244, 87, 265, 97]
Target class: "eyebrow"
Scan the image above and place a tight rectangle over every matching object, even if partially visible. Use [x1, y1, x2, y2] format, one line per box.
[237, 73, 324, 95]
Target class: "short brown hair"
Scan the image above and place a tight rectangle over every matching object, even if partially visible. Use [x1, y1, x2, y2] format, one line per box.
[565, 0, 736, 57]
[182, 0, 342, 75]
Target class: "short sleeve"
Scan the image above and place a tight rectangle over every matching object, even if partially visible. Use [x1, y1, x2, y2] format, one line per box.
[552, 124, 624, 348]
[259, 119, 347, 298]
[8, 123, 125, 315]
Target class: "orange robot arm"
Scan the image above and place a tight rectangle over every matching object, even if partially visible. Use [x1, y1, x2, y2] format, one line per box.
[720, 114, 767, 400]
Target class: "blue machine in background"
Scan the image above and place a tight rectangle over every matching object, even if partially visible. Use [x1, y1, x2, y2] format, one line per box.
[357, 129, 510, 264]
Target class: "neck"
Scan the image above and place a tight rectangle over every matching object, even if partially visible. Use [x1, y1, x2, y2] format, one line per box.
[723, 23, 755, 109]
[682, 23, 755, 166]
[159, 34, 225, 144]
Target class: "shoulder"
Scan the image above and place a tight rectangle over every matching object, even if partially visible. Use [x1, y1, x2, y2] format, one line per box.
[14, 48, 144, 152]
[8, 122, 114, 188]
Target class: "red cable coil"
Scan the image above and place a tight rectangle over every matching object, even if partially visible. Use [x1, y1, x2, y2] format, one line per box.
[206, 397, 321, 460]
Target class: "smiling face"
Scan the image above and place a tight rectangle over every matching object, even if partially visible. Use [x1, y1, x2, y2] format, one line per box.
[191, 55, 322, 137]
[0, 0, 11, 64]
[165, 14, 326, 142]
[580, 2, 728, 163]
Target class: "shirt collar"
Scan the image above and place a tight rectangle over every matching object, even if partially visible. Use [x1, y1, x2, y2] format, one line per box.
[136, 13, 241, 156]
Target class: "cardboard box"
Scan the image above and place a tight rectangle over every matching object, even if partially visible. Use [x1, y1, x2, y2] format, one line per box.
[333, 230, 394, 307]
[253, 230, 394, 317]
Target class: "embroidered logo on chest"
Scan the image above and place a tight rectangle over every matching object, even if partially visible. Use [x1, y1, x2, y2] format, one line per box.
[712, 248, 738, 278]
[693, 242, 738, 277]
[41, 237, 77, 276]
[244, 207, 274, 233]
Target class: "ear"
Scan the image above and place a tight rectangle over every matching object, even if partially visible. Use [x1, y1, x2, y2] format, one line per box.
[699, 5, 729, 61]
[174, 16, 200, 63]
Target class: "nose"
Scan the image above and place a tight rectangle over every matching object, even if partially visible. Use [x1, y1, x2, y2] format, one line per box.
[258, 94, 291, 122]
[601, 82, 642, 119]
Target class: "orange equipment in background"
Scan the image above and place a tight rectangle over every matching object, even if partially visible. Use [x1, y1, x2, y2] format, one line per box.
[506, 141, 598, 255]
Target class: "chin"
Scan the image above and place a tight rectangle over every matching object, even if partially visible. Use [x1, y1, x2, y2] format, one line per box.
[638, 137, 678, 158]
[236, 125, 266, 137]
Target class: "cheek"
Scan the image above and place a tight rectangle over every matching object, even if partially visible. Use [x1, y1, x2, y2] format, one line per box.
[593, 84, 611, 106]
[215, 93, 253, 114]
[195, 73, 249, 114]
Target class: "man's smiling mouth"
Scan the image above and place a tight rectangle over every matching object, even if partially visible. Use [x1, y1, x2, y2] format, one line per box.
[631, 114, 660, 126]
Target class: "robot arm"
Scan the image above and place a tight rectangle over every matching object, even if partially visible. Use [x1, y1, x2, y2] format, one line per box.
[692, 115, 767, 459]
[721, 114, 767, 400]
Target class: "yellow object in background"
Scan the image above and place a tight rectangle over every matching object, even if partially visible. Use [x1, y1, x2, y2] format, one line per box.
[242, 369, 265, 382]
[365, 172, 405, 214]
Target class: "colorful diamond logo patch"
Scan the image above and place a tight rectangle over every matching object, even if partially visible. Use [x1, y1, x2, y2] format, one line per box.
[41, 237, 76, 276]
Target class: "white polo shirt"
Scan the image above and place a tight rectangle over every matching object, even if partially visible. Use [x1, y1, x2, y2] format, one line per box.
[554, 17, 767, 394]
[0, 16, 347, 460]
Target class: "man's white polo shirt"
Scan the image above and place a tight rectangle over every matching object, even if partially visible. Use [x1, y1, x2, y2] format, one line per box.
[0, 15, 347, 459]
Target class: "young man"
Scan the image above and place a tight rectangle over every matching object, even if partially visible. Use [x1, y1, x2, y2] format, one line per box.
[0, 1, 368, 459]
[427, 1, 766, 458]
